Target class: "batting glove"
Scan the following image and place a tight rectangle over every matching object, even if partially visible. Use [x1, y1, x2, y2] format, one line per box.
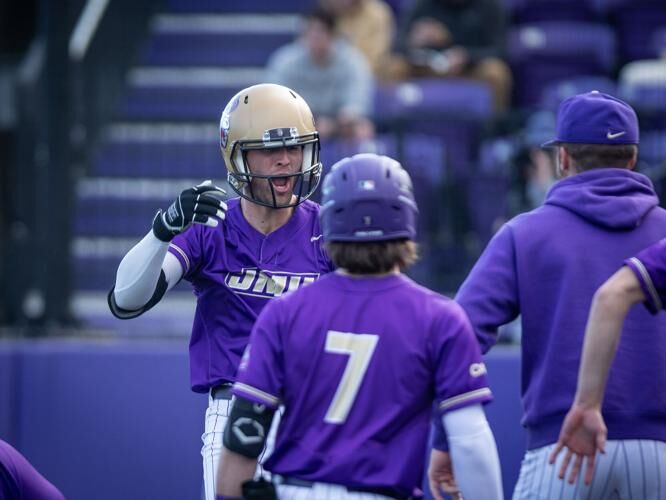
[152, 180, 227, 242]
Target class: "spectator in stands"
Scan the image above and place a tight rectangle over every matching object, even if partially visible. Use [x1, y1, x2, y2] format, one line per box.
[265, 7, 375, 141]
[319, 0, 396, 80]
[392, 0, 513, 112]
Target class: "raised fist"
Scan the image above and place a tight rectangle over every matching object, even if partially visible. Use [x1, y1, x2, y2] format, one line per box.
[152, 180, 227, 242]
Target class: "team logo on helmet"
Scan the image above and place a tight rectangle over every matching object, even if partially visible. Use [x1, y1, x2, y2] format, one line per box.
[262, 127, 299, 145]
[219, 95, 240, 149]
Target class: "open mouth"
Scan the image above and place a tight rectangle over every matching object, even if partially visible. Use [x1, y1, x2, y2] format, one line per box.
[271, 176, 292, 193]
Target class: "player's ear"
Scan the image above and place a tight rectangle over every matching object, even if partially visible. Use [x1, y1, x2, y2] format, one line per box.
[556, 146, 571, 178]
[627, 147, 638, 171]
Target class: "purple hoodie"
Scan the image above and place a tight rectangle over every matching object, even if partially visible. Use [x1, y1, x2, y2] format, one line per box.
[456, 168, 666, 449]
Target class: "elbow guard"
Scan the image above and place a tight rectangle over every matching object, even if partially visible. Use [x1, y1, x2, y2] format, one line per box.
[223, 396, 275, 459]
[108, 271, 169, 319]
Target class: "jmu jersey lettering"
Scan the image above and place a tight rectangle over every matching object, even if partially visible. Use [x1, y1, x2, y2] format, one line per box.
[225, 269, 319, 298]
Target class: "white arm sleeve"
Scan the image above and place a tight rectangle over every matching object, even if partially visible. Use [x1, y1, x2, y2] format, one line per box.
[114, 230, 184, 310]
[442, 404, 503, 500]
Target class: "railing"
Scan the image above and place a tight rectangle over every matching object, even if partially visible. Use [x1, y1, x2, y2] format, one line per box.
[6, 0, 160, 332]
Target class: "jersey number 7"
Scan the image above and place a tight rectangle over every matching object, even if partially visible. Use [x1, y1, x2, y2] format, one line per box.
[324, 331, 379, 424]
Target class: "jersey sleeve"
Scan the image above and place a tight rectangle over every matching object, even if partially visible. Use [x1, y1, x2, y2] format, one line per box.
[167, 226, 204, 279]
[431, 301, 493, 415]
[232, 300, 285, 409]
[625, 239, 666, 314]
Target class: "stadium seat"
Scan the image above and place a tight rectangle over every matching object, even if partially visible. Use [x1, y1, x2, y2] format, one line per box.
[373, 79, 493, 176]
[619, 59, 666, 122]
[540, 75, 618, 111]
[507, 21, 616, 108]
[601, 0, 666, 62]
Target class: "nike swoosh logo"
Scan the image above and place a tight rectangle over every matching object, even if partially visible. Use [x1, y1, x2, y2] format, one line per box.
[607, 131, 626, 139]
[310, 234, 323, 242]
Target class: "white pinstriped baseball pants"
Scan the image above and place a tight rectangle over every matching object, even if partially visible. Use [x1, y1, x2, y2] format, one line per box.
[513, 440, 666, 499]
[201, 395, 281, 500]
[275, 484, 401, 500]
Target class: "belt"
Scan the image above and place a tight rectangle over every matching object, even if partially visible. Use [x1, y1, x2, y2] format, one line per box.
[210, 383, 232, 400]
[277, 476, 410, 499]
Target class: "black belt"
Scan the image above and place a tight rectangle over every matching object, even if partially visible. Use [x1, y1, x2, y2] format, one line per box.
[210, 383, 232, 400]
[277, 476, 410, 499]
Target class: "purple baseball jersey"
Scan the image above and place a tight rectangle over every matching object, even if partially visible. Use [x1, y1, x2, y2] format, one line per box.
[625, 238, 666, 313]
[233, 272, 492, 494]
[168, 198, 333, 392]
[0, 439, 65, 500]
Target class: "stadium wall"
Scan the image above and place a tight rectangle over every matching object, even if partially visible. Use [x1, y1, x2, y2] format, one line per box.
[0, 340, 524, 500]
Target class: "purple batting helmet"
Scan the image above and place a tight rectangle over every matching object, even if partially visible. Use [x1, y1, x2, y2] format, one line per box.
[320, 153, 419, 242]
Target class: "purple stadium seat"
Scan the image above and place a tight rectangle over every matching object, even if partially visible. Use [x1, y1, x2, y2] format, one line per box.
[314, 131, 451, 291]
[508, 21, 616, 108]
[139, 32, 294, 67]
[320, 133, 446, 186]
[619, 60, 666, 124]
[373, 79, 493, 176]
[601, 0, 666, 62]
[317, 133, 446, 230]
[540, 75, 618, 111]
[374, 79, 493, 122]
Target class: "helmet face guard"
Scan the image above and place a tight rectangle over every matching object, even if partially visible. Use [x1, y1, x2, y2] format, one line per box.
[220, 84, 322, 209]
[227, 130, 322, 209]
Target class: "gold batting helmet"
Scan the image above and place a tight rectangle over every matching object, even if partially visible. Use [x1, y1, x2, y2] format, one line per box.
[219, 83, 322, 208]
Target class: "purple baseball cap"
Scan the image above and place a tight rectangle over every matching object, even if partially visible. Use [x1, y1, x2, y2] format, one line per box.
[542, 90, 639, 147]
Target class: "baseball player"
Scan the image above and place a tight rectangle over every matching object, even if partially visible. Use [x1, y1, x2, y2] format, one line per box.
[108, 84, 333, 500]
[550, 237, 666, 486]
[216, 153, 503, 500]
[0, 439, 65, 499]
[427, 91, 666, 499]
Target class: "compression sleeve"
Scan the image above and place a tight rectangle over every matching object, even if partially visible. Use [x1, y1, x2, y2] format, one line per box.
[442, 404, 503, 500]
[113, 230, 183, 310]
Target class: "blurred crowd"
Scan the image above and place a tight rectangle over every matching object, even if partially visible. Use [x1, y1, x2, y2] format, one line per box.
[258, 0, 666, 295]
[2, 0, 666, 329]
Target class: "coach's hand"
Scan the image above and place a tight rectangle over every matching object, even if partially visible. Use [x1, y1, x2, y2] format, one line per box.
[152, 180, 227, 242]
[549, 403, 607, 486]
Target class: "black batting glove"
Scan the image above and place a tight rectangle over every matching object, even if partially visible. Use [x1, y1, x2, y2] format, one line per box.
[152, 180, 227, 242]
